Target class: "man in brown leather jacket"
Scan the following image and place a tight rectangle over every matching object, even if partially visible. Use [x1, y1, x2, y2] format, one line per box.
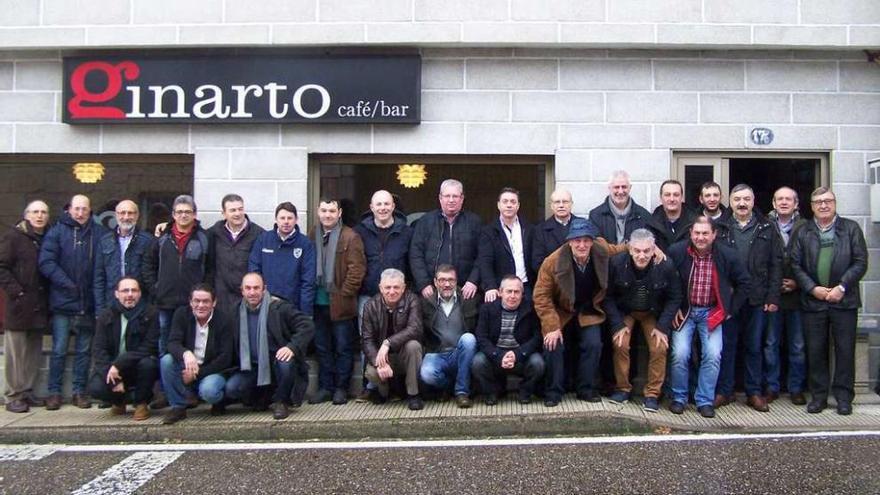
[361, 268, 424, 410]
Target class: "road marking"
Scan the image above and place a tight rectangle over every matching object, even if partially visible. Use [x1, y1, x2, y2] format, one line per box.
[0, 444, 61, 461]
[52, 430, 880, 453]
[70, 451, 183, 495]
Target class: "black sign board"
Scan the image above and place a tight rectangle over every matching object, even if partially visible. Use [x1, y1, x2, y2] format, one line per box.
[63, 54, 421, 124]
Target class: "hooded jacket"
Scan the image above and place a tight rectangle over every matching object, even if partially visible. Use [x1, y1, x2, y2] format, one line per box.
[39, 212, 104, 316]
[248, 225, 316, 316]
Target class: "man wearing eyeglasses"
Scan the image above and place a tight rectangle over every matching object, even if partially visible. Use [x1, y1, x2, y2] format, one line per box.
[143, 195, 211, 409]
[531, 189, 582, 275]
[791, 187, 867, 416]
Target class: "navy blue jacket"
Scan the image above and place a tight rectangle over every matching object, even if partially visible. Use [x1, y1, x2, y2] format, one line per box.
[478, 216, 534, 292]
[38, 213, 104, 316]
[715, 212, 783, 307]
[93, 227, 154, 314]
[353, 213, 412, 297]
[409, 209, 482, 292]
[142, 221, 210, 310]
[668, 240, 751, 327]
[589, 197, 651, 244]
[475, 299, 542, 368]
[530, 214, 583, 274]
[248, 225, 316, 316]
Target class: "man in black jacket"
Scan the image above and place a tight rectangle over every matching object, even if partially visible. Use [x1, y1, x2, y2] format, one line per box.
[206, 194, 264, 310]
[792, 187, 867, 415]
[530, 188, 582, 274]
[225, 272, 315, 420]
[472, 275, 544, 405]
[409, 179, 482, 301]
[88, 277, 159, 421]
[647, 180, 696, 252]
[714, 184, 782, 413]
[479, 187, 534, 301]
[603, 228, 682, 412]
[160, 284, 234, 424]
[588, 170, 650, 244]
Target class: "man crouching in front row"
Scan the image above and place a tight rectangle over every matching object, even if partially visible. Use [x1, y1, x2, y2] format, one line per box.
[225, 272, 315, 420]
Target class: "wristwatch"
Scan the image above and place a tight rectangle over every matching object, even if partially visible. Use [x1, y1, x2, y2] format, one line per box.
[837, 285, 846, 293]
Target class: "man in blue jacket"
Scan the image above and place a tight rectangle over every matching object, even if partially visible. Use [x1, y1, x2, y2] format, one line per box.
[248, 202, 316, 316]
[39, 194, 105, 410]
[93, 200, 153, 316]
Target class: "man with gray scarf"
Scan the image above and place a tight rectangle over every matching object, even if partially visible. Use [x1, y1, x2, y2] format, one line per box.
[225, 272, 314, 420]
[588, 170, 651, 245]
[308, 198, 366, 406]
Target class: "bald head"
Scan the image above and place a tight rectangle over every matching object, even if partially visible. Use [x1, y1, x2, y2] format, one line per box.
[115, 199, 139, 234]
[370, 189, 395, 228]
[550, 188, 573, 222]
[24, 200, 49, 232]
[69, 195, 91, 225]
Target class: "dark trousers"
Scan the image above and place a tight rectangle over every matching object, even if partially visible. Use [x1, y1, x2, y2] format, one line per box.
[225, 357, 309, 406]
[544, 323, 602, 399]
[803, 309, 858, 403]
[313, 305, 355, 393]
[88, 356, 159, 405]
[471, 351, 545, 397]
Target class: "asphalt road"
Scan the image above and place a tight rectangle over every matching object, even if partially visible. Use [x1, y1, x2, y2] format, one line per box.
[1, 433, 878, 494]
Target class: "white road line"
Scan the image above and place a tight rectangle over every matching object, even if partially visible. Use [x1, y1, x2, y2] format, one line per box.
[53, 430, 880, 453]
[70, 451, 183, 495]
[0, 444, 62, 461]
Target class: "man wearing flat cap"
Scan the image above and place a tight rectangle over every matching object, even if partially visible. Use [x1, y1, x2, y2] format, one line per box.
[533, 217, 627, 407]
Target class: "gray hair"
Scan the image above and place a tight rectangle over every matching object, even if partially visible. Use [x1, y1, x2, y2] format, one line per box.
[172, 194, 197, 213]
[629, 228, 655, 245]
[608, 170, 631, 184]
[730, 183, 753, 197]
[379, 268, 406, 285]
[439, 179, 464, 195]
[499, 275, 524, 291]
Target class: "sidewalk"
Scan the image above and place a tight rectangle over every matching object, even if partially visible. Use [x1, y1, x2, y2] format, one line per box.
[2, 392, 879, 444]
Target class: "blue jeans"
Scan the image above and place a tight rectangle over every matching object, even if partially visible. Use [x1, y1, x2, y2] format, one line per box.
[225, 358, 306, 406]
[157, 308, 175, 357]
[159, 354, 227, 408]
[765, 309, 806, 394]
[314, 305, 355, 392]
[419, 333, 477, 396]
[48, 314, 94, 395]
[670, 307, 723, 408]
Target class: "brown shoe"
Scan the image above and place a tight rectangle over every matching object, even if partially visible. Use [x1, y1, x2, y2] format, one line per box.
[110, 403, 126, 416]
[24, 394, 47, 407]
[132, 403, 150, 421]
[45, 394, 62, 411]
[713, 394, 732, 408]
[747, 394, 770, 412]
[72, 393, 92, 409]
[790, 392, 807, 405]
[455, 394, 473, 409]
[765, 390, 780, 403]
[5, 398, 29, 413]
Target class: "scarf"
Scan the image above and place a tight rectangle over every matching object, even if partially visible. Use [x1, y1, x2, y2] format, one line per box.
[171, 223, 193, 256]
[239, 292, 271, 386]
[609, 198, 632, 244]
[315, 223, 341, 293]
[113, 299, 147, 354]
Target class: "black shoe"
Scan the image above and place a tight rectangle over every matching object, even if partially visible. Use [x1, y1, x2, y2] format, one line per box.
[698, 405, 715, 418]
[455, 394, 473, 409]
[308, 389, 333, 404]
[807, 400, 828, 414]
[332, 388, 348, 405]
[368, 389, 387, 405]
[577, 391, 601, 403]
[272, 401, 290, 420]
[210, 403, 226, 416]
[544, 396, 560, 407]
[97, 400, 112, 409]
[837, 401, 852, 416]
[162, 407, 187, 425]
[669, 401, 685, 414]
[518, 391, 532, 405]
[484, 394, 498, 406]
[5, 398, 29, 413]
[149, 394, 169, 410]
[407, 395, 424, 411]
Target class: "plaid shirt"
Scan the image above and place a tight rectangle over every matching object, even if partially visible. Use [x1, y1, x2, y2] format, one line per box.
[689, 246, 716, 307]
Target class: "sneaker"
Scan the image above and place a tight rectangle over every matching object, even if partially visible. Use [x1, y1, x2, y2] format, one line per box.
[308, 389, 333, 405]
[132, 403, 150, 421]
[698, 405, 715, 418]
[45, 394, 62, 411]
[407, 395, 424, 411]
[210, 403, 227, 416]
[454, 394, 472, 409]
[608, 391, 630, 404]
[271, 402, 290, 420]
[110, 402, 126, 416]
[669, 401, 685, 414]
[162, 407, 187, 425]
[643, 397, 660, 413]
[484, 394, 498, 406]
[72, 393, 92, 409]
[5, 398, 29, 413]
[332, 388, 348, 405]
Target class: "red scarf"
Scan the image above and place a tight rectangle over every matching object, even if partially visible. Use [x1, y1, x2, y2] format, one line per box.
[171, 223, 193, 256]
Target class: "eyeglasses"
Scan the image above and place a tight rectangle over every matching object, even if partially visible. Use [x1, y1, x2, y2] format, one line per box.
[174, 209, 194, 216]
[811, 199, 835, 206]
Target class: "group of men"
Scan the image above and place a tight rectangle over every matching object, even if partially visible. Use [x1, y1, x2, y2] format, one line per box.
[0, 170, 868, 423]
